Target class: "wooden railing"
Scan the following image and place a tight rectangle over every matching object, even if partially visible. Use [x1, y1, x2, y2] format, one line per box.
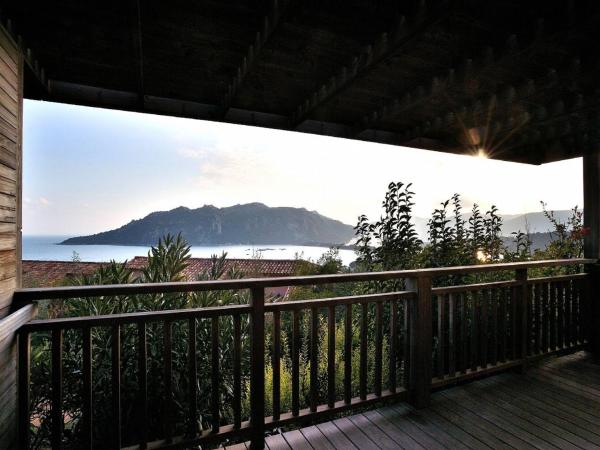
[13, 258, 595, 450]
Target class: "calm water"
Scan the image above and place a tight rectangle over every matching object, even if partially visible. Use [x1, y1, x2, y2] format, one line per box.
[23, 235, 357, 266]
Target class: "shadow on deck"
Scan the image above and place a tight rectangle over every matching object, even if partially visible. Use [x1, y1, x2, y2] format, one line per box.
[229, 352, 600, 449]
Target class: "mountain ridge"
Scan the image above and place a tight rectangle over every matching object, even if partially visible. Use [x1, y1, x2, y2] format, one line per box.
[61, 203, 355, 246]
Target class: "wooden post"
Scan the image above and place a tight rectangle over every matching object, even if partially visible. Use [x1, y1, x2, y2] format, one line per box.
[18, 330, 30, 450]
[406, 275, 432, 408]
[249, 288, 265, 449]
[583, 151, 600, 355]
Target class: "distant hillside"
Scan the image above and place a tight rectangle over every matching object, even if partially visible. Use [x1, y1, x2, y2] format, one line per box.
[412, 210, 574, 239]
[61, 203, 355, 246]
[502, 232, 555, 252]
[501, 210, 573, 235]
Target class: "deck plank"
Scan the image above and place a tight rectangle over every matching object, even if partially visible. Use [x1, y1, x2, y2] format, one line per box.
[478, 380, 600, 446]
[508, 376, 600, 423]
[428, 401, 521, 449]
[441, 387, 563, 449]
[331, 417, 381, 449]
[227, 352, 600, 450]
[488, 375, 600, 431]
[316, 421, 359, 449]
[377, 406, 446, 450]
[348, 413, 402, 450]
[362, 409, 426, 449]
[281, 429, 312, 450]
[265, 433, 291, 450]
[389, 403, 487, 450]
[300, 425, 336, 449]
[468, 376, 600, 449]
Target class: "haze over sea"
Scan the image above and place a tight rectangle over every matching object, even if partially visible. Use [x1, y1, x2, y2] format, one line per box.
[23, 235, 357, 266]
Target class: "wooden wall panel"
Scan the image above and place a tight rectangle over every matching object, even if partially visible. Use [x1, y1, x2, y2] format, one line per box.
[0, 25, 20, 319]
[0, 23, 24, 450]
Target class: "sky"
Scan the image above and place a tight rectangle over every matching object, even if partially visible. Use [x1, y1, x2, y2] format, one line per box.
[23, 100, 583, 236]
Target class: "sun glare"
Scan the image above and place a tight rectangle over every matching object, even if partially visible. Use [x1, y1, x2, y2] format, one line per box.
[476, 148, 488, 159]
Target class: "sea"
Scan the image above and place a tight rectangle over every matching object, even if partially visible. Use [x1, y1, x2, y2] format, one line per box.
[23, 235, 357, 266]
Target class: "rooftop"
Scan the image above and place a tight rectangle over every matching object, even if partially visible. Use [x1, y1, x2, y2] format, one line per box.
[22, 257, 310, 287]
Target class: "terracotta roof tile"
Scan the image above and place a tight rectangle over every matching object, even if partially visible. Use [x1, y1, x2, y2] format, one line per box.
[22, 257, 311, 288]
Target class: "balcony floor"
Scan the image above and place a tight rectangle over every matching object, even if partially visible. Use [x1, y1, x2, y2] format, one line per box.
[228, 351, 600, 449]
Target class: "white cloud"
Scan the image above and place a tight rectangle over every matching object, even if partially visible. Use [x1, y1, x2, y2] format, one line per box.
[177, 147, 208, 160]
[39, 197, 51, 206]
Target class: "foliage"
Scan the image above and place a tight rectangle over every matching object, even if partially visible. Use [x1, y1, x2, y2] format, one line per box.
[355, 182, 421, 272]
[354, 182, 585, 285]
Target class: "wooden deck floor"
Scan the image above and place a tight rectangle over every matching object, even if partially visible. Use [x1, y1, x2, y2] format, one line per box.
[228, 352, 600, 449]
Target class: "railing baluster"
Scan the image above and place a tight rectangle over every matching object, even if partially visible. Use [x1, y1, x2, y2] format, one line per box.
[211, 316, 220, 433]
[233, 314, 242, 428]
[250, 287, 265, 449]
[359, 302, 368, 401]
[550, 282, 557, 350]
[460, 293, 467, 373]
[138, 322, 148, 449]
[292, 309, 300, 416]
[327, 305, 336, 408]
[565, 280, 575, 347]
[499, 288, 506, 362]
[470, 292, 478, 371]
[188, 317, 198, 437]
[573, 278, 581, 343]
[310, 307, 318, 413]
[163, 320, 173, 442]
[111, 325, 121, 450]
[565, 279, 572, 347]
[51, 329, 63, 450]
[511, 285, 517, 359]
[542, 283, 549, 352]
[448, 293, 456, 377]
[374, 301, 383, 396]
[18, 331, 31, 450]
[490, 289, 498, 365]
[515, 269, 528, 362]
[403, 299, 411, 389]
[272, 310, 280, 421]
[575, 280, 586, 344]
[389, 300, 397, 392]
[437, 294, 445, 377]
[344, 304, 352, 404]
[557, 281, 565, 349]
[82, 326, 93, 450]
[526, 285, 533, 357]
[480, 290, 488, 368]
[533, 284, 541, 354]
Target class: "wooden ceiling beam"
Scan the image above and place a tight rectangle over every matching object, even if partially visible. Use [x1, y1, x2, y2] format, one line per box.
[0, 14, 49, 95]
[217, 0, 290, 119]
[288, 0, 449, 129]
[394, 57, 586, 150]
[356, 17, 547, 135]
[130, 0, 145, 108]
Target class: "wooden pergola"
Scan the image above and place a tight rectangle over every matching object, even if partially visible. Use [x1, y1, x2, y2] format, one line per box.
[0, 0, 599, 448]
